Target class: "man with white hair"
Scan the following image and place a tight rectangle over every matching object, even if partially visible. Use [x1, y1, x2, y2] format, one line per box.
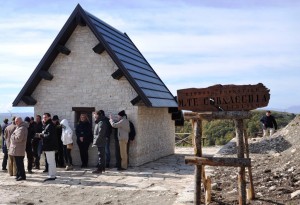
[8, 117, 28, 181]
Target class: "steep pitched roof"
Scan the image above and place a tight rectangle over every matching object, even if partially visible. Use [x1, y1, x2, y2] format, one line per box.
[13, 4, 178, 108]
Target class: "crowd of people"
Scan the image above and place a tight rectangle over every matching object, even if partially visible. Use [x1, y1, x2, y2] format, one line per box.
[1, 110, 132, 182]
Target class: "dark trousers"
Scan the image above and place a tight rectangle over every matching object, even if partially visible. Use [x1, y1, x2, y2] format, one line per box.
[55, 140, 65, 167]
[63, 145, 73, 166]
[77, 140, 90, 167]
[15, 156, 26, 179]
[44, 152, 48, 171]
[26, 146, 34, 171]
[105, 137, 110, 167]
[97, 146, 106, 171]
[32, 138, 41, 167]
[2, 150, 8, 170]
[114, 129, 121, 169]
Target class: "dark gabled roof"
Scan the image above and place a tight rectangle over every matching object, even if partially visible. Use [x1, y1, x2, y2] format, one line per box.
[13, 4, 178, 108]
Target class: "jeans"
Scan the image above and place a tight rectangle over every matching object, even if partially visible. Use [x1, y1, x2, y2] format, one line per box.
[45, 151, 56, 178]
[63, 145, 73, 166]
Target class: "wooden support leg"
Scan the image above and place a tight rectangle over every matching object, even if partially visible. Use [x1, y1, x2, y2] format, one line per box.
[235, 119, 246, 205]
[243, 130, 255, 200]
[193, 119, 203, 205]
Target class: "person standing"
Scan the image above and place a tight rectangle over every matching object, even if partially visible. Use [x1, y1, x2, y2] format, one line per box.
[8, 117, 28, 181]
[75, 113, 92, 168]
[60, 119, 73, 171]
[260, 111, 278, 137]
[36, 113, 58, 181]
[32, 115, 43, 169]
[52, 115, 64, 168]
[4, 117, 17, 176]
[24, 117, 34, 174]
[109, 110, 130, 170]
[1, 118, 9, 171]
[92, 110, 111, 174]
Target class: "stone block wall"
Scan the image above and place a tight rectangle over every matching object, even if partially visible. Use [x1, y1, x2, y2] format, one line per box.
[28, 25, 174, 167]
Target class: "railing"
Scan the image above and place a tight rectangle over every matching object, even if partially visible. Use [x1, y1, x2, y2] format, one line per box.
[175, 133, 192, 146]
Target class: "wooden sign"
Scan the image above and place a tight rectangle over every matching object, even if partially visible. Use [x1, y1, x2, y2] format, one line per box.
[177, 83, 270, 112]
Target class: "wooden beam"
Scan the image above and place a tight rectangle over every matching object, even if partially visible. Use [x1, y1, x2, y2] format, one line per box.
[184, 111, 251, 121]
[193, 119, 202, 205]
[56, 44, 71, 55]
[131, 95, 141, 105]
[185, 156, 251, 167]
[39, 70, 53, 81]
[244, 130, 255, 200]
[111, 69, 124, 80]
[76, 15, 86, 26]
[172, 111, 182, 120]
[21, 96, 37, 105]
[92, 43, 105, 54]
[235, 119, 247, 205]
[168, 107, 178, 113]
[175, 118, 184, 126]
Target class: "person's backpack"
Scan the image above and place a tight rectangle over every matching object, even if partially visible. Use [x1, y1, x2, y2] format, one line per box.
[128, 121, 136, 141]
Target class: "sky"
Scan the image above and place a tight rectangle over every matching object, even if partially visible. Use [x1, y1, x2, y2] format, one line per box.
[0, 0, 300, 113]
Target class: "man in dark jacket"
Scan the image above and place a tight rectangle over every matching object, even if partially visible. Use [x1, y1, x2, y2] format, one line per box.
[260, 111, 278, 137]
[92, 110, 111, 174]
[24, 117, 35, 174]
[32, 115, 43, 169]
[36, 113, 58, 181]
[1, 118, 9, 171]
[52, 115, 64, 168]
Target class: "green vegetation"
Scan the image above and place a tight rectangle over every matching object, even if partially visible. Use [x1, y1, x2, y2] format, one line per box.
[176, 110, 296, 147]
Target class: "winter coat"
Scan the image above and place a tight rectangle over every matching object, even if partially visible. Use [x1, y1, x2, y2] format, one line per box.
[26, 122, 35, 150]
[1, 122, 9, 152]
[4, 123, 17, 149]
[260, 115, 278, 129]
[60, 119, 73, 145]
[75, 121, 93, 144]
[40, 119, 58, 151]
[93, 116, 110, 147]
[8, 122, 28, 156]
[110, 116, 130, 141]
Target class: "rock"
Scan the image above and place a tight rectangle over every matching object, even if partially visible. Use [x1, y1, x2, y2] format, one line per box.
[291, 149, 296, 153]
[269, 186, 276, 191]
[291, 190, 300, 198]
[287, 167, 295, 172]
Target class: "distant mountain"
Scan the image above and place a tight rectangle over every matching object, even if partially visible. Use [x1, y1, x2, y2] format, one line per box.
[0, 112, 34, 123]
[266, 106, 300, 114]
[284, 106, 300, 114]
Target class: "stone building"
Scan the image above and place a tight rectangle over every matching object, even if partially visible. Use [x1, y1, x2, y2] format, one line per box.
[13, 4, 183, 166]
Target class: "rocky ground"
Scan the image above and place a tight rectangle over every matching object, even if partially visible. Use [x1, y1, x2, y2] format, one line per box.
[1, 115, 300, 205]
[208, 115, 300, 204]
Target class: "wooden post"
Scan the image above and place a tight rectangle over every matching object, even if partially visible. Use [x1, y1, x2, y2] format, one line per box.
[244, 130, 255, 200]
[205, 177, 212, 205]
[193, 119, 202, 205]
[235, 119, 246, 205]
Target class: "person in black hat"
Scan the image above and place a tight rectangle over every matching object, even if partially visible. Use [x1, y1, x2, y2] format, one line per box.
[109, 110, 130, 170]
[24, 117, 34, 174]
[52, 115, 64, 168]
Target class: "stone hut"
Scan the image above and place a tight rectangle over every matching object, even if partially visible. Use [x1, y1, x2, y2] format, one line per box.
[13, 4, 183, 166]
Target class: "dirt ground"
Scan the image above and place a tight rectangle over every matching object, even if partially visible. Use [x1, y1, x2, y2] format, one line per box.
[0, 147, 202, 205]
[1, 115, 300, 205]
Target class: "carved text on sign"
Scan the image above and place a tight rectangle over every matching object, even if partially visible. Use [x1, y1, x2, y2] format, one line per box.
[177, 83, 270, 112]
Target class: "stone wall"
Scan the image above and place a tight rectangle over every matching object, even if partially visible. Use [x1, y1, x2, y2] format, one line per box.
[30, 25, 174, 167]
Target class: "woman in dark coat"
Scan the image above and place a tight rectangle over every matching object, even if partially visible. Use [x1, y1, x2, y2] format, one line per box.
[76, 113, 93, 168]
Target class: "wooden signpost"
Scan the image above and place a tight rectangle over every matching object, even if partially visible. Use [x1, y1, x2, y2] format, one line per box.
[177, 83, 270, 205]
